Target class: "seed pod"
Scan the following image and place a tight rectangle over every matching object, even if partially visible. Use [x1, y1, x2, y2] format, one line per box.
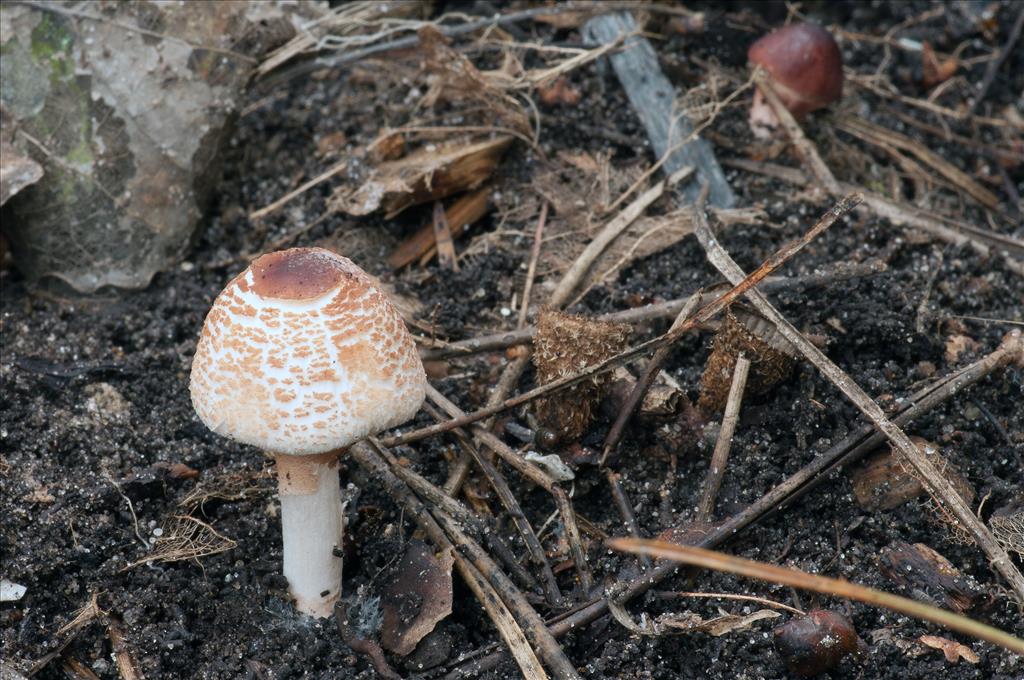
[773, 609, 865, 676]
[532, 310, 631, 442]
[698, 309, 796, 413]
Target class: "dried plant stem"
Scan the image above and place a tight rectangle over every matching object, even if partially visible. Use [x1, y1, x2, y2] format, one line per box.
[446, 337, 1018, 677]
[599, 154, 708, 464]
[384, 195, 862, 449]
[351, 441, 581, 680]
[969, 5, 1024, 113]
[653, 590, 805, 616]
[755, 73, 840, 194]
[389, 432, 540, 594]
[696, 355, 751, 523]
[553, 487, 593, 595]
[518, 201, 548, 329]
[692, 208, 1024, 605]
[107, 618, 145, 680]
[432, 201, 459, 271]
[550, 167, 692, 308]
[347, 442, 549, 679]
[249, 160, 347, 220]
[426, 389, 564, 607]
[420, 260, 888, 361]
[609, 539, 1024, 655]
[605, 469, 650, 569]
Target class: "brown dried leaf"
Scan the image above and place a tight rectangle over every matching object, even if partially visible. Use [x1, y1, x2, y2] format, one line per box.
[944, 334, 979, 363]
[538, 76, 582, 106]
[879, 541, 981, 612]
[853, 437, 974, 513]
[380, 541, 455, 656]
[918, 635, 979, 664]
[921, 42, 958, 89]
[332, 137, 511, 218]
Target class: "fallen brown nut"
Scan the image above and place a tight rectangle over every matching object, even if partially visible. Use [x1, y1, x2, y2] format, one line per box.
[773, 609, 866, 676]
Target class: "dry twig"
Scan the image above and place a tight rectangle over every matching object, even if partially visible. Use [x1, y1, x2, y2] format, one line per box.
[352, 441, 581, 680]
[386, 195, 862, 447]
[446, 335, 1020, 676]
[608, 539, 1024, 655]
[420, 260, 888, 361]
[696, 356, 751, 523]
[427, 387, 563, 607]
[692, 206, 1024, 605]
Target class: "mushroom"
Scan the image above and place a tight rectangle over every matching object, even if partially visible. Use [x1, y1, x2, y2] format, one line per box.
[189, 247, 426, 617]
[747, 22, 844, 138]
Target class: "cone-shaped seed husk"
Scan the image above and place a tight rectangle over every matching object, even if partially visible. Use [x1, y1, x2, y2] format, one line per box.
[533, 310, 631, 441]
[698, 309, 796, 413]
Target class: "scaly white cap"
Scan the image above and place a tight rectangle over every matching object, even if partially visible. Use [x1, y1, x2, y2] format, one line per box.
[190, 247, 425, 455]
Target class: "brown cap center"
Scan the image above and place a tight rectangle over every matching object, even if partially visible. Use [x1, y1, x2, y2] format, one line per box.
[250, 248, 345, 300]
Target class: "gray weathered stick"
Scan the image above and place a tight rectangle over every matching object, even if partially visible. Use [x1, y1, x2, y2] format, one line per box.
[583, 12, 735, 207]
[696, 355, 751, 522]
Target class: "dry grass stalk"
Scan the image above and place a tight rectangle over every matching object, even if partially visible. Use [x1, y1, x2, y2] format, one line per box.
[696, 355, 751, 522]
[107, 618, 145, 680]
[533, 310, 631, 441]
[57, 593, 105, 637]
[607, 538, 1024, 655]
[834, 116, 1000, 210]
[431, 201, 459, 271]
[350, 441, 574, 680]
[724, 158, 1024, 277]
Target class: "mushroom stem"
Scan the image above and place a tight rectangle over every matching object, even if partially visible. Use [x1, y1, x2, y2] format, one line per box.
[274, 451, 344, 618]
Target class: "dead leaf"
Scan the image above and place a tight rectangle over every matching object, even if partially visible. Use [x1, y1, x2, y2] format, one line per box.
[558, 151, 601, 174]
[380, 541, 454, 656]
[331, 137, 511, 218]
[388, 188, 490, 269]
[921, 42, 958, 89]
[918, 635, 979, 664]
[944, 334, 979, 363]
[532, 11, 592, 29]
[658, 608, 780, 636]
[538, 76, 582, 106]
[0, 142, 43, 206]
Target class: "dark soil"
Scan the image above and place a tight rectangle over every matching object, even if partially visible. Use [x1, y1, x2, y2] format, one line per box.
[2, 2, 1022, 679]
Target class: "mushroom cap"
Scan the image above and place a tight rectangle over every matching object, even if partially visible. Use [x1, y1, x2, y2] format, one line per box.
[190, 248, 426, 456]
[748, 22, 844, 116]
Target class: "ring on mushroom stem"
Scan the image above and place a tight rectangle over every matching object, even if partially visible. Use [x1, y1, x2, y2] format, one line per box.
[189, 247, 426, 618]
[747, 22, 844, 139]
